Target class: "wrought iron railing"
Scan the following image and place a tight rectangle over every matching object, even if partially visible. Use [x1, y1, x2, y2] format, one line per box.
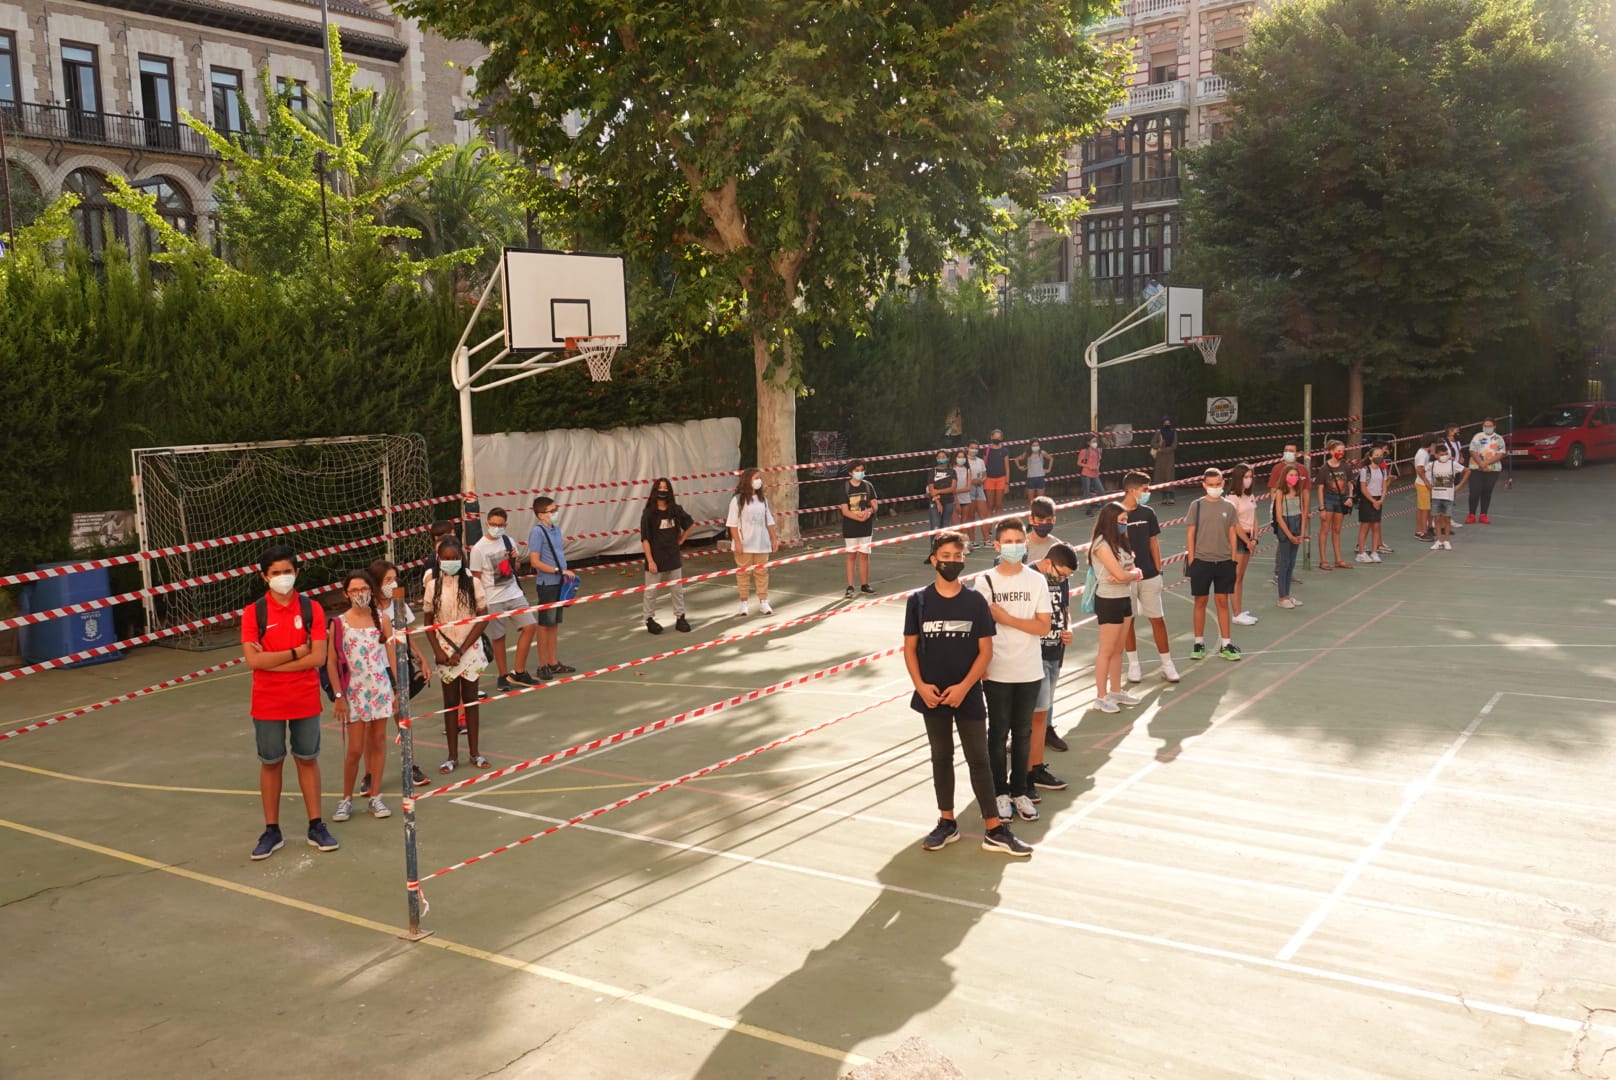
[0, 100, 216, 157]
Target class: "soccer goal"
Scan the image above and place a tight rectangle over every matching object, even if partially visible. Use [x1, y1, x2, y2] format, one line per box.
[131, 434, 433, 649]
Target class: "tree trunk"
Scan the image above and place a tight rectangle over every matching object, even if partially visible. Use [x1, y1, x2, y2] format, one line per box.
[1347, 358, 1365, 453]
[753, 329, 800, 544]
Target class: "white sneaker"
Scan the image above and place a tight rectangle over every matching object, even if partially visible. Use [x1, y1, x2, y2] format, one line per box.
[369, 796, 391, 819]
[1370, 552, 1382, 563]
[332, 798, 352, 822]
[1232, 611, 1258, 626]
[1126, 665, 1143, 684]
[1159, 659, 1181, 683]
[736, 601, 751, 617]
[1289, 597, 1303, 607]
[1110, 690, 1143, 707]
[996, 794, 1014, 821]
[758, 600, 774, 616]
[1431, 540, 1443, 550]
[1355, 552, 1372, 563]
[1093, 696, 1121, 714]
[1451, 520, 1464, 529]
[1013, 795, 1039, 822]
[1443, 541, 1453, 550]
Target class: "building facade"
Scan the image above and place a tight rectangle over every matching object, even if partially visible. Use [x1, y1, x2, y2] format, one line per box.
[0, 0, 484, 251]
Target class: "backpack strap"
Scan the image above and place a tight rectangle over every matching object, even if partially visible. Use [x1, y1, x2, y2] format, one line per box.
[254, 594, 313, 647]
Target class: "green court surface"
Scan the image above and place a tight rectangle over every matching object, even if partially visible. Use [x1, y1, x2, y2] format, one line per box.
[3, 467, 1614, 1079]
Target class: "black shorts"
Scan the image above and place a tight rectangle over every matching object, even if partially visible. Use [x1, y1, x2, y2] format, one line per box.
[1188, 558, 1237, 597]
[1093, 594, 1132, 625]
[1235, 537, 1252, 556]
[534, 583, 564, 626]
[1358, 501, 1382, 524]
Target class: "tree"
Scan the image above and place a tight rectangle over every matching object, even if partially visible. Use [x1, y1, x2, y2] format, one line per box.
[1182, 0, 1574, 440]
[395, 0, 1125, 538]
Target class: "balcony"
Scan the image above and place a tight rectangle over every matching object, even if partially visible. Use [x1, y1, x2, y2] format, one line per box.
[1, 101, 217, 158]
[1105, 80, 1189, 118]
[1099, 0, 1190, 29]
[1019, 282, 1070, 304]
[1196, 75, 1229, 103]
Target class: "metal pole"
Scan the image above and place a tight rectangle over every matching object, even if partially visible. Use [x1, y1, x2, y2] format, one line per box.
[319, 0, 336, 120]
[0, 110, 15, 246]
[315, 151, 331, 268]
[394, 592, 431, 940]
[1302, 383, 1313, 570]
[1505, 403, 1514, 489]
[456, 346, 481, 544]
[1090, 357, 1099, 440]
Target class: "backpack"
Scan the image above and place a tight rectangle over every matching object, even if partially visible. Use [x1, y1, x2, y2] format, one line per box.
[251, 593, 336, 697]
[1079, 547, 1099, 614]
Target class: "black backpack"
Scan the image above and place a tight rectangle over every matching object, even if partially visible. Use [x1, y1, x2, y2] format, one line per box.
[251, 593, 331, 697]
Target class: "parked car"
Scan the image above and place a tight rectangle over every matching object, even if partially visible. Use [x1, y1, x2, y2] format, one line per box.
[1506, 402, 1616, 469]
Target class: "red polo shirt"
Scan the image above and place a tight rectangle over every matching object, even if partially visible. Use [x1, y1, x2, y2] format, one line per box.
[241, 593, 327, 721]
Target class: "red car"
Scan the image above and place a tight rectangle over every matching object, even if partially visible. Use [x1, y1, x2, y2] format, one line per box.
[1506, 402, 1616, 469]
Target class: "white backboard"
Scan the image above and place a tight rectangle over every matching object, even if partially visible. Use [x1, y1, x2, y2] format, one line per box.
[501, 248, 629, 352]
[1164, 286, 1203, 344]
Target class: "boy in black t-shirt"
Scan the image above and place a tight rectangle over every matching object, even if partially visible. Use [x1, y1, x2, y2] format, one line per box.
[840, 461, 879, 598]
[903, 531, 1032, 856]
[640, 479, 695, 634]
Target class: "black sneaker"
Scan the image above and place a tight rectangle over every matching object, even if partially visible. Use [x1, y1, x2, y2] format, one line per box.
[536, 666, 554, 681]
[859, 584, 876, 594]
[510, 671, 538, 686]
[921, 818, 960, 851]
[496, 674, 514, 692]
[412, 765, 430, 787]
[1044, 726, 1069, 753]
[844, 586, 855, 599]
[981, 824, 1033, 857]
[646, 617, 664, 635]
[552, 662, 577, 674]
[1029, 764, 1068, 790]
[307, 821, 340, 852]
[1026, 787, 1043, 804]
[1191, 642, 1207, 661]
[675, 616, 692, 633]
[359, 772, 371, 798]
[250, 828, 284, 861]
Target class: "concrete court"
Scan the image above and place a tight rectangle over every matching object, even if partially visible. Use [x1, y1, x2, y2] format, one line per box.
[2, 466, 1614, 1079]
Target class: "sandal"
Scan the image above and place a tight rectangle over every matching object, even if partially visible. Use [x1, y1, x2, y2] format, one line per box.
[472, 755, 491, 769]
[438, 759, 458, 774]
[1317, 564, 1333, 572]
[1334, 561, 1352, 569]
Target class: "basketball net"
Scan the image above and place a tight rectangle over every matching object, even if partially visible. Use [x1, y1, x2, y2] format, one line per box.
[1188, 335, 1222, 365]
[566, 335, 623, 382]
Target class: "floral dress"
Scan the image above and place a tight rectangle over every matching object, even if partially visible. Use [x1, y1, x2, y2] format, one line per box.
[338, 620, 395, 723]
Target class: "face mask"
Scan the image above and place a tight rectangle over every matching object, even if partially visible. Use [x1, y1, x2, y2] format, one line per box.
[751, 477, 764, 491]
[1371, 454, 1384, 463]
[1283, 452, 1297, 463]
[383, 577, 399, 594]
[1088, 441, 1098, 449]
[1483, 426, 1495, 435]
[998, 542, 1026, 564]
[1205, 486, 1224, 498]
[1436, 455, 1449, 464]
[1243, 477, 1254, 490]
[268, 573, 296, 596]
[955, 456, 966, 466]
[1330, 451, 1343, 460]
[851, 471, 865, 483]
[1030, 445, 1041, 453]
[938, 457, 949, 466]
[485, 525, 504, 539]
[934, 560, 965, 583]
[439, 559, 462, 576]
[1138, 491, 1151, 505]
[656, 492, 670, 501]
[1032, 522, 1054, 537]
[968, 449, 978, 458]
[1117, 522, 1129, 536]
[350, 592, 372, 609]
[1286, 474, 1300, 486]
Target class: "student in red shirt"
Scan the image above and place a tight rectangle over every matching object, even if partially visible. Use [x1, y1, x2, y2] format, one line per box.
[241, 544, 339, 860]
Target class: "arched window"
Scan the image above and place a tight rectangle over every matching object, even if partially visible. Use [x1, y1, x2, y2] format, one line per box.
[63, 168, 126, 259]
[131, 176, 194, 252]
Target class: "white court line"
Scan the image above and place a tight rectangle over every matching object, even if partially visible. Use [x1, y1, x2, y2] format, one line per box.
[451, 796, 1592, 1036]
[1275, 692, 1500, 961]
[1503, 691, 1616, 705]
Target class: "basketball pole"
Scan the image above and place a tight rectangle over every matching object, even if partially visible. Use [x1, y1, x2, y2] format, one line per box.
[1084, 293, 1182, 437]
[1302, 383, 1313, 571]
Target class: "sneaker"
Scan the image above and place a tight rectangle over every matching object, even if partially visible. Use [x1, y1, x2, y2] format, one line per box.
[922, 818, 960, 851]
[1029, 764, 1068, 790]
[1278, 597, 1298, 609]
[859, 584, 876, 594]
[331, 798, 353, 822]
[1289, 598, 1303, 607]
[496, 674, 514, 692]
[1220, 643, 1243, 661]
[369, 796, 391, 819]
[551, 663, 577, 674]
[358, 772, 371, 798]
[249, 828, 284, 861]
[1479, 514, 1491, 525]
[736, 601, 751, 617]
[1110, 690, 1143, 707]
[1355, 552, 1372, 563]
[511, 671, 538, 686]
[1126, 664, 1144, 684]
[1377, 544, 1394, 554]
[1093, 696, 1121, 714]
[1160, 659, 1182, 682]
[1014, 795, 1039, 822]
[308, 821, 340, 852]
[536, 665, 554, 681]
[1190, 642, 1207, 661]
[1026, 786, 1042, 804]
[995, 794, 1014, 821]
[412, 765, 430, 787]
[844, 586, 855, 599]
[1443, 541, 1453, 550]
[646, 617, 664, 635]
[1232, 611, 1259, 626]
[1431, 540, 1443, 550]
[1044, 726, 1069, 752]
[1464, 514, 1477, 524]
[981, 824, 1033, 857]
[1452, 519, 1464, 528]
[758, 600, 775, 615]
[1370, 552, 1382, 563]
[675, 616, 692, 632]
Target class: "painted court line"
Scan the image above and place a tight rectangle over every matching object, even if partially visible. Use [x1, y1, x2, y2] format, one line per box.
[0, 817, 870, 1070]
[1275, 692, 1500, 962]
[450, 798, 1593, 1037]
[1503, 691, 1616, 705]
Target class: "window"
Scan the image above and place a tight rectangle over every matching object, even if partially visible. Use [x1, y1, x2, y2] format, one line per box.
[139, 56, 178, 150]
[1150, 48, 1178, 85]
[1214, 31, 1244, 59]
[64, 168, 126, 259]
[275, 76, 308, 112]
[1083, 208, 1177, 302]
[1078, 113, 1183, 209]
[131, 176, 193, 253]
[62, 43, 104, 139]
[1, 31, 18, 113]
[211, 68, 244, 135]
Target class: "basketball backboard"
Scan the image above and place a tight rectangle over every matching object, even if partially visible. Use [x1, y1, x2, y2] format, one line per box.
[1164, 286, 1202, 344]
[501, 248, 629, 352]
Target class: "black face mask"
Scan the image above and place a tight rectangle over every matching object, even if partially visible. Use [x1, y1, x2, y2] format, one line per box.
[934, 560, 965, 582]
[655, 492, 670, 500]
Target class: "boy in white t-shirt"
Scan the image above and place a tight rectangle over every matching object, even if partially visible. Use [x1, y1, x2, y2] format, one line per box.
[974, 518, 1053, 824]
[469, 507, 539, 692]
[1427, 443, 1465, 550]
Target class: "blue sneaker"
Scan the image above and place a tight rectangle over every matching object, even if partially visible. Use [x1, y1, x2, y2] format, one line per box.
[307, 821, 340, 852]
[250, 828, 284, 861]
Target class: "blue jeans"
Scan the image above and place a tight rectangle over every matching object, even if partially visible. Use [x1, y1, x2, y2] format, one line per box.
[1081, 475, 1105, 511]
[929, 500, 953, 532]
[1275, 514, 1302, 598]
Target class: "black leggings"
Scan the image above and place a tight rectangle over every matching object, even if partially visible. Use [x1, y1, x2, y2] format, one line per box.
[922, 708, 998, 821]
[1466, 471, 1500, 516]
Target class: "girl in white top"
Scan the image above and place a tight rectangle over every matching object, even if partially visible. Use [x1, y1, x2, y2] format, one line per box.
[1087, 501, 1144, 713]
[421, 539, 490, 773]
[1225, 463, 1260, 627]
[725, 468, 779, 616]
[367, 558, 431, 790]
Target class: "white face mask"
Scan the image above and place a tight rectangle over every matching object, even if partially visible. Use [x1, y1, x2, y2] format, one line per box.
[350, 592, 372, 609]
[1204, 486, 1224, 499]
[438, 559, 462, 576]
[268, 573, 296, 595]
[751, 477, 764, 491]
[485, 525, 504, 539]
[1483, 425, 1495, 435]
[1283, 451, 1297, 463]
[1243, 477, 1254, 491]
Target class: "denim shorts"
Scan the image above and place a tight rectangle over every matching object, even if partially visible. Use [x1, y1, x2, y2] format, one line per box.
[254, 715, 321, 765]
[533, 583, 564, 627]
[1322, 492, 1347, 515]
[1035, 657, 1062, 712]
[1431, 498, 1453, 517]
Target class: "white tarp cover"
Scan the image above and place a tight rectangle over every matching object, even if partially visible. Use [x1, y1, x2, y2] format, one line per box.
[472, 417, 742, 562]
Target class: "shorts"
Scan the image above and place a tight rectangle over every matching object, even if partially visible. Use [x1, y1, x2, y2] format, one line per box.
[1415, 483, 1431, 511]
[1026, 478, 1047, 492]
[1321, 492, 1347, 515]
[1188, 558, 1237, 597]
[483, 595, 537, 638]
[955, 491, 975, 506]
[254, 715, 321, 765]
[1131, 574, 1165, 619]
[1358, 501, 1382, 524]
[1036, 656, 1062, 712]
[843, 536, 872, 554]
[533, 583, 564, 627]
[1235, 537, 1252, 556]
[983, 476, 1008, 492]
[1431, 498, 1453, 517]
[1093, 594, 1132, 625]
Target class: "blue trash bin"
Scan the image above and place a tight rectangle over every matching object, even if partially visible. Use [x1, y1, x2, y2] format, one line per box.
[19, 564, 124, 669]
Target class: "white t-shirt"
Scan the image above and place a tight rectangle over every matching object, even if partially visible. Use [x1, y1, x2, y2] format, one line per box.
[469, 534, 525, 605]
[1428, 459, 1460, 501]
[725, 495, 777, 553]
[974, 565, 1052, 684]
[1413, 447, 1431, 486]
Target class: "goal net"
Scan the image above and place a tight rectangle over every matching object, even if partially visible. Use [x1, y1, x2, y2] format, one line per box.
[132, 435, 434, 649]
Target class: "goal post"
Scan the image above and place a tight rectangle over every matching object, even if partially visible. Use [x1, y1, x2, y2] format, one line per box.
[130, 434, 433, 649]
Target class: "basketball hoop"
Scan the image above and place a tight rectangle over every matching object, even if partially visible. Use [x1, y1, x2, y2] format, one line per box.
[1186, 335, 1222, 365]
[566, 335, 623, 382]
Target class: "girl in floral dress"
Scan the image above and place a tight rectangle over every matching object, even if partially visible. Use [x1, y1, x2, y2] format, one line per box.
[327, 569, 397, 822]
